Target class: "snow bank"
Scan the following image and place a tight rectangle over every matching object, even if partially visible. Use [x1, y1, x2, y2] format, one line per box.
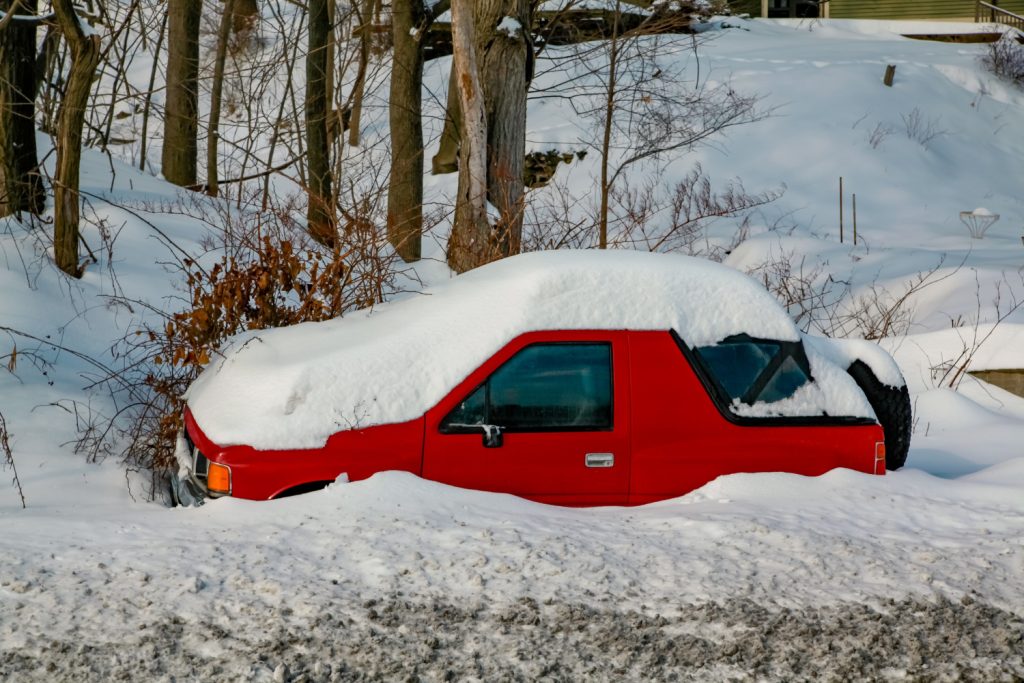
[3, 464, 1024, 679]
[187, 250, 810, 449]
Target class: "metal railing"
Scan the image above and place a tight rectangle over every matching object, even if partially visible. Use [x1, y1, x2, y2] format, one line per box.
[976, 0, 1024, 33]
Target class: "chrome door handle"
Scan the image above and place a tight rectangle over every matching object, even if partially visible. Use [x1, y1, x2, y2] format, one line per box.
[585, 452, 614, 468]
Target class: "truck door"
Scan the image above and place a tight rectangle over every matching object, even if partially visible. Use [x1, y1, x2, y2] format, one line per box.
[423, 331, 631, 506]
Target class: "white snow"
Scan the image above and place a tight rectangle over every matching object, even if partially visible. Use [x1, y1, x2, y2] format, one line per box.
[496, 16, 522, 38]
[536, 0, 649, 13]
[1, 466, 1023, 674]
[187, 250, 809, 449]
[3, 16, 1024, 673]
[805, 335, 906, 388]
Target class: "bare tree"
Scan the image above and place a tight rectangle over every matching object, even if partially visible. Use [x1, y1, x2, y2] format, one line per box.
[447, 0, 490, 273]
[386, 0, 449, 262]
[163, 0, 201, 186]
[206, 0, 236, 197]
[387, 0, 427, 262]
[306, 0, 336, 246]
[584, 4, 760, 248]
[478, 0, 531, 256]
[52, 0, 101, 277]
[0, 0, 45, 216]
[447, 0, 532, 272]
[347, 0, 374, 147]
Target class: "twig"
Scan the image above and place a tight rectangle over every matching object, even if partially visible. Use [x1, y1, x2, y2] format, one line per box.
[0, 412, 26, 508]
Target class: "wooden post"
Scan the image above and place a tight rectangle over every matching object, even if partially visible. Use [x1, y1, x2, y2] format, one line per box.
[839, 176, 844, 244]
[852, 193, 858, 245]
[883, 65, 896, 87]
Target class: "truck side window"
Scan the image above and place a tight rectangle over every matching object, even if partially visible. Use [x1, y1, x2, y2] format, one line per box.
[441, 343, 612, 432]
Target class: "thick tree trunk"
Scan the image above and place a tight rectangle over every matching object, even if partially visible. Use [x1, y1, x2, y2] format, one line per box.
[386, 0, 427, 262]
[0, 0, 45, 217]
[305, 0, 335, 246]
[163, 0, 200, 187]
[206, 0, 235, 197]
[476, 0, 530, 256]
[447, 0, 490, 273]
[51, 0, 100, 277]
[447, 0, 530, 271]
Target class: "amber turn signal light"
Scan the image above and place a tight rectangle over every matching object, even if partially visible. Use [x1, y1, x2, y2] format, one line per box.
[207, 462, 232, 495]
[874, 442, 886, 475]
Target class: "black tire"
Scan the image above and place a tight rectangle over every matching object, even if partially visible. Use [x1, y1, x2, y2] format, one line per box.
[846, 360, 912, 470]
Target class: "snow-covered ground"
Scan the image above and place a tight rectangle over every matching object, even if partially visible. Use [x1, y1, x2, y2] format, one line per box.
[2, 469, 1023, 679]
[3, 17, 1024, 679]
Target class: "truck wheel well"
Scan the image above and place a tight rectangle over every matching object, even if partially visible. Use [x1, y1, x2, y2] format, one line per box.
[272, 480, 333, 499]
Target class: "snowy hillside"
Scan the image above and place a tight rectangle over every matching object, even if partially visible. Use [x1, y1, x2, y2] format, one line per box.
[2, 17, 1024, 680]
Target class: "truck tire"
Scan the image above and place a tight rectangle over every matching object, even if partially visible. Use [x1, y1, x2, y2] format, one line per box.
[846, 360, 911, 470]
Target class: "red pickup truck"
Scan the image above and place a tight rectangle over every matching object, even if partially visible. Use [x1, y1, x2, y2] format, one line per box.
[174, 250, 910, 506]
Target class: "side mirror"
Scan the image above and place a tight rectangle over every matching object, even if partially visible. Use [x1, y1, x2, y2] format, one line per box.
[481, 424, 504, 449]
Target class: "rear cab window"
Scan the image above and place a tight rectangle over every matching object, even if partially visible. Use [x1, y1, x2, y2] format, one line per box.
[687, 333, 816, 415]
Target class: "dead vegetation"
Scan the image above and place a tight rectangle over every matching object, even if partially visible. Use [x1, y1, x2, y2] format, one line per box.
[0, 412, 25, 508]
[982, 33, 1024, 86]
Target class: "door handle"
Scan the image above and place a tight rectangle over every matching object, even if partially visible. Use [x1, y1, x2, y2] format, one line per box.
[585, 452, 614, 468]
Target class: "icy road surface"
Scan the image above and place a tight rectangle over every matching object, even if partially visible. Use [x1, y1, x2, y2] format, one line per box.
[2, 468, 1023, 680]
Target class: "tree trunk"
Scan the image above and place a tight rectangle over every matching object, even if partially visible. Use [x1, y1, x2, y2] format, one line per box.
[305, 0, 335, 246]
[0, 0, 45, 217]
[347, 0, 374, 147]
[447, 0, 530, 271]
[206, 0, 235, 197]
[447, 0, 490, 273]
[598, 2, 621, 250]
[51, 0, 100, 277]
[139, 12, 168, 172]
[476, 0, 530, 256]
[386, 0, 427, 262]
[431, 65, 461, 175]
[163, 0, 200, 187]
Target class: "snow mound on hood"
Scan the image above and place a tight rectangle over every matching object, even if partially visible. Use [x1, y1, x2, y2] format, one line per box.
[187, 250, 809, 450]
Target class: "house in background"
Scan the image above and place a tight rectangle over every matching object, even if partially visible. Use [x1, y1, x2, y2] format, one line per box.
[729, 0, 1024, 21]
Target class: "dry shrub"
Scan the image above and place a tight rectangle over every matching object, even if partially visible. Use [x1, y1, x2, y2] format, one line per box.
[136, 236, 375, 476]
[62, 185, 408, 498]
[746, 252, 846, 334]
[982, 34, 1024, 86]
[523, 164, 781, 258]
[930, 270, 1024, 389]
[746, 250, 967, 340]
[900, 108, 945, 149]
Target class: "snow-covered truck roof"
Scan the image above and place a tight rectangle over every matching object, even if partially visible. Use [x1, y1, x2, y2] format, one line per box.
[186, 249, 873, 450]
